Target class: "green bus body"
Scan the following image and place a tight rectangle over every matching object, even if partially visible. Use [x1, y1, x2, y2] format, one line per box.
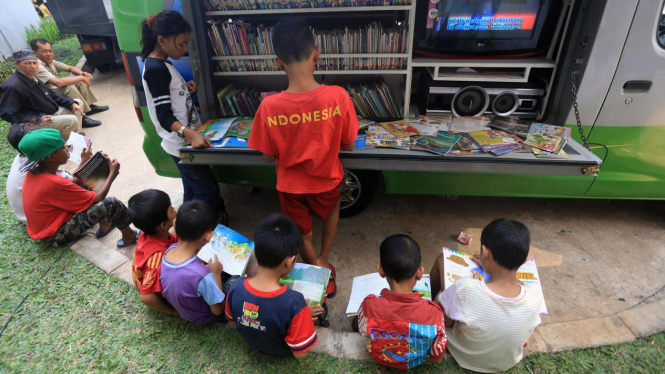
[112, 0, 665, 200]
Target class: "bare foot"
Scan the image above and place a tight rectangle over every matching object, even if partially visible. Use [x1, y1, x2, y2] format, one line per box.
[315, 257, 330, 270]
[99, 219, 112, 233]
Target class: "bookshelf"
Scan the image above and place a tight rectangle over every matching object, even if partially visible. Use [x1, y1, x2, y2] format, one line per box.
[185, 0, 417, 119]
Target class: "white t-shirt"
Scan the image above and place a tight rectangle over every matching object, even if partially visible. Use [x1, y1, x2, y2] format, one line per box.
[438, 277, 543, 373]
[6, 154, 74, 224]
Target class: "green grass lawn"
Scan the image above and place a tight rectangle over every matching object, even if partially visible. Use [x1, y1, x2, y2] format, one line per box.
[0, 39, 663, 374]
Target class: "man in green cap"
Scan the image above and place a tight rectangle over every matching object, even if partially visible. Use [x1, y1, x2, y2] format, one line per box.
[19, 128, 138, 247]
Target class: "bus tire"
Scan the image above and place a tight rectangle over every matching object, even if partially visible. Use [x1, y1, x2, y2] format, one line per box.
[339, 169, 377, 218]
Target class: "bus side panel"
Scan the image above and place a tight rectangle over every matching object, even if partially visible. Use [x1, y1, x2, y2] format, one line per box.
[211, 165, 277, 188]
[382, 171, 593, 198]
[139, 107, 180, 178]
[584, 125, 665, 199]
[112, 0, 164, 52]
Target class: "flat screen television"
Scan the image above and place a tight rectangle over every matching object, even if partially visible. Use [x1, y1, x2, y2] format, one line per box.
[414, 0, 562, 57]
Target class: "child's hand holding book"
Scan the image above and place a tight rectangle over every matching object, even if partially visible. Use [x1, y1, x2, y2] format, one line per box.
[306, 298, 324, 322]
[204, 254, 224, 276]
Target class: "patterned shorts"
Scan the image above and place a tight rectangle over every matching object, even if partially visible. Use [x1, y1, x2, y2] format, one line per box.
[51, 197, 132, 245]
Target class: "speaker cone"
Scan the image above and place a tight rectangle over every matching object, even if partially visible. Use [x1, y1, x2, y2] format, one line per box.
[492, 92, 520, 116]
[451, 86, 490, 117]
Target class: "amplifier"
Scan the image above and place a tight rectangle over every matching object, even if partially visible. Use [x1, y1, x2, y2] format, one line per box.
[419, 80, 545, 118]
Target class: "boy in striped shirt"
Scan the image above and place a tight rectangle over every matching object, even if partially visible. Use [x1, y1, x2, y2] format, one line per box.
[357, 235, 447, 370]
[430, 219, 543, 373]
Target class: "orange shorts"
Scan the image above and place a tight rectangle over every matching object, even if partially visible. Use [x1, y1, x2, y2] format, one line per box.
[278, 184, 341, 235]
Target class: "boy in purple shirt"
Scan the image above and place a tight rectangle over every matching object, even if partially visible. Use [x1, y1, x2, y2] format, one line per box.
[160, 200, 225, 324]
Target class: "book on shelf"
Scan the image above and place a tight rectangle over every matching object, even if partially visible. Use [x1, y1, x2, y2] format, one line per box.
[357, 116, 375, 128]
[467, 130, 523, 152]
[489, 116, 534, 138]
[203, 1, 412, 11]
[344, 78, 399, 118]
[354, 134, 375, 150]
[442, 247, 548, 314]
[410, 131, 462, 155]
[226, 117, 254, 138]
[196, 117, 237, 141]
[280, 263, 331, 306]
[380, 120, 422, 137]
[216, 83, 264, 117]
[197, 224, 254, 276]
[73, 152, 114, 193]
[346, 273, 431, 317]
[313, 22, 408, 55]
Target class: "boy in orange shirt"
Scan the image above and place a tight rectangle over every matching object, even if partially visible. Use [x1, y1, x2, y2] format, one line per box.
[128, 189, 179, 315]
[248, 18, 359, 297]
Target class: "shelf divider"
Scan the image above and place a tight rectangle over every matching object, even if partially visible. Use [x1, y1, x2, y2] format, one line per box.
[205, 5, 413, 16]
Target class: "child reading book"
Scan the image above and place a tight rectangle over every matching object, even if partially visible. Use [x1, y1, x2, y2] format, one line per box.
[248, 18, 360, 297]
[430, 219, 543, 373]
[357, 235, 447, 370]
[160, 201, 228, 324]
[128, 189, 178, 315]
[140, 10, 227, 224]
[19, 128, 137, 246]
[224, 214, 320, 359]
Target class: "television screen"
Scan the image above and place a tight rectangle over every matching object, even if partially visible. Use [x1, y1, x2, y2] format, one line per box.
[415, 0, 559, 56]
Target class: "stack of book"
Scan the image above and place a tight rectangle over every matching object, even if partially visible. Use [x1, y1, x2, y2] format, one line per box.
[207, 19, 274, 57]
[343, 78, 399, 118]
[313, 22, 408, 54]
[524, 123, 571, 158]
[203, 0, 412, 11]
[216, 83, 263, 117]
[215, 59, 279, 72]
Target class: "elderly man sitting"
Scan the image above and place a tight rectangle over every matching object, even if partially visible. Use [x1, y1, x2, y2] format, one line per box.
[32, 38, 106, 125]
[0, 49, 86, 140]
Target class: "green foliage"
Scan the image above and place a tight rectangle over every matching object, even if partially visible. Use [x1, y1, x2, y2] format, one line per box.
[0, 56, 14, 84]
[25, 18, 64, 46]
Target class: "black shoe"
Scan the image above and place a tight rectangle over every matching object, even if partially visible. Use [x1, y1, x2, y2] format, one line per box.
[82, 117, 102, 128]
[86, 104, 109, 116]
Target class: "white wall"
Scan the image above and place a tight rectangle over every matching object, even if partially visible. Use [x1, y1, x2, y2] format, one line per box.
[0, 1, 42, 58]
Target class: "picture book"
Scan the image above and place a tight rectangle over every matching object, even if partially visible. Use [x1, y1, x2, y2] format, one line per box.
[415, 115, 453, 132]
[66, 132, 91, 165]
[533, 148, 570, 159]
[354, 134, 374, 150]
[365, 133, 410, 149]
[365, 125, 391, 135]
[528, 123, 571, 140]
[216, 83, 236, 116]
[197, 225, 254, 276]
[442, 247, 548, 314]
[225, 117, 253, 138]
[215, 137, 248, 147]
[73, 152, 113, 192]
[468, 130, 523, 152]
[380, 120, 422, 138]
[524, 132, 568, 154]
[357, 117, 375, 128]
[408, 121, 439, 136]
[410, 131, 462, 155]
[489, 117, 533, 138]
[346, 273, 432, 316]
[449, 116, 492, 133]
[491, 145, 521, 156]
[280, 263, 331, 306]
[196, 117, 236, 141]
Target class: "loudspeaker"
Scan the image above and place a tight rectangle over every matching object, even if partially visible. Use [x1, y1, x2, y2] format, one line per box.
[419, 79, 545, 118]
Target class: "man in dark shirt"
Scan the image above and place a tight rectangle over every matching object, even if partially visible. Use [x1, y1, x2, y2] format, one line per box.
[0, 50, 88, 140]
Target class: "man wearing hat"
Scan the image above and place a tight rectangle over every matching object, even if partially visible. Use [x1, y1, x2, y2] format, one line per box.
[0, 50, 88, 140]
[20, 128, 138, 247]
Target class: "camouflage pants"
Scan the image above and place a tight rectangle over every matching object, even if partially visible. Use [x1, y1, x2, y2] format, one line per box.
[52, 197, 132, 245]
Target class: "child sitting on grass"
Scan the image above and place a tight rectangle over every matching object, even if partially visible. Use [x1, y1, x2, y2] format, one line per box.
[430, 219, 543, 373]
[128, 189, 178, 315]
[19, 128, 137, 246]
[224, 214, 319, 359]
[160, 200, 229, 324]
[356, 235, 447, 370]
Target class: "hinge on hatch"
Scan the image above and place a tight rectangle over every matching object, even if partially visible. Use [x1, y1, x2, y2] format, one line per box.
[582, 165, 601, 175]
[179, 153, 194, 162]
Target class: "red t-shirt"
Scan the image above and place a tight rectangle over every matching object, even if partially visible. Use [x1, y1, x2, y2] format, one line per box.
[248, 85, 359, 194]
[132, 232, 178, 295]
[22, 172, 96, 240]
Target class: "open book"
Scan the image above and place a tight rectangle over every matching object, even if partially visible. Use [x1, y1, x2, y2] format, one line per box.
[73, 152, 112, 192]
[345, 273, 432, 317]
[280, 263, 331, 306]
[197, 225, 254, 276]
[66, 132, 91, 164]
[443, 247, 548, 314]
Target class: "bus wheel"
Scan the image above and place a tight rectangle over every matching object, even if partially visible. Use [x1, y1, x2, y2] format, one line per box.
[339, 169, 377, 218]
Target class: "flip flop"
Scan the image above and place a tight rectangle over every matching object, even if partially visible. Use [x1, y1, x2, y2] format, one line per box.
[96, 224, 116, 238]
[352, 315, 360, 333]
[117, 230, 140, 248]
[326, 263, 337, 299]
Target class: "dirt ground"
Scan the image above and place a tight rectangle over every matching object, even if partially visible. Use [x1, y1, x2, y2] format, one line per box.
[76, 69, 665, 332]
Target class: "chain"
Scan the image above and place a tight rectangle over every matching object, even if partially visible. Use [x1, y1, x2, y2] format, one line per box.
[194, 67, 201, 87]
[571, 73, 590, 150]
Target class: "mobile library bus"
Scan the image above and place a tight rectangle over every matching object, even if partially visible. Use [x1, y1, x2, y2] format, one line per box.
[113, 0, 665, 217]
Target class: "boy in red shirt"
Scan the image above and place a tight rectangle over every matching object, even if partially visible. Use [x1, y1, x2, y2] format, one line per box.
[248, 18, 359, 297]
[356, 235, 447, 370]
[128, 189, 178, 315]
[19, 128, 137, 246]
